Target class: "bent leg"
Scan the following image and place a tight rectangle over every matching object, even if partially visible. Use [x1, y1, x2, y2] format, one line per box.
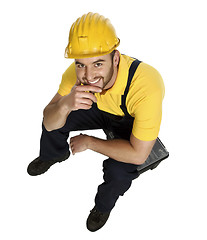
[39, 103, 108, 160]
[95, 158, 140, 212]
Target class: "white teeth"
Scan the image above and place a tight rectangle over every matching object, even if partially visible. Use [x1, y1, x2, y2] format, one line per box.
[89, 78, 100, 84]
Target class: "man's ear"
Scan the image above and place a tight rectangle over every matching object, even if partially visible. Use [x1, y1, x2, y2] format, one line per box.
[113, 50, 120, 67]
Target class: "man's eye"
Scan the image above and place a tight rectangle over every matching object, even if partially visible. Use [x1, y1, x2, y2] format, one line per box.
[78, 64, 85, 68]
[95, 63, 102, 67]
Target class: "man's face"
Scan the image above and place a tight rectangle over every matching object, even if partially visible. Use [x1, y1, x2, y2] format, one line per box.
[75, 52, 117, 90]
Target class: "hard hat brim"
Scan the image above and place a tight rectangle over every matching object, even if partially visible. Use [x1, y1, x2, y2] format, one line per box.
[64, 39, 120, 59]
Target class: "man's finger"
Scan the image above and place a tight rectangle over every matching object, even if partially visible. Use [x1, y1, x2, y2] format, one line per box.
[76, 84, 102, 93]
[79, 92, 97, 103]
[75, 79, 81, 86]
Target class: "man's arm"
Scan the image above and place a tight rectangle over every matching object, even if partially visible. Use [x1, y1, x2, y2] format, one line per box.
[43, 81, 102, 131]
[70, 133, 156, 165]
[43, 92, 71, 131]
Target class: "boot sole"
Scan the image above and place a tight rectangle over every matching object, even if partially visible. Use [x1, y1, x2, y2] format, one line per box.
[27, 151, 70, 176]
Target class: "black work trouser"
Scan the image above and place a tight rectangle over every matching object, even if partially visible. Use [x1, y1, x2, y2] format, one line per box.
[39, 103, 140, 212]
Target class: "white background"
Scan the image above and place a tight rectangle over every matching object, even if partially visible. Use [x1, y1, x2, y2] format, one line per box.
[1, 0, 206, 239]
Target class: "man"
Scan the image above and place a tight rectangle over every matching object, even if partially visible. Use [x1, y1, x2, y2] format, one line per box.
[27, 12, 165, 232]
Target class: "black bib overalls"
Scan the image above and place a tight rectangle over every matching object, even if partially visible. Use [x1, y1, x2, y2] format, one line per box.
[40, 59, 141, 212]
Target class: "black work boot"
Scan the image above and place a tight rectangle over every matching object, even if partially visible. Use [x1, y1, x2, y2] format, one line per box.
[27, 151, 70, 176]
[86, 206, 111, 232]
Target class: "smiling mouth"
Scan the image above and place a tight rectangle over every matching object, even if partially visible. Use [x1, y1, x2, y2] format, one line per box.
[88, 78, 101, 85]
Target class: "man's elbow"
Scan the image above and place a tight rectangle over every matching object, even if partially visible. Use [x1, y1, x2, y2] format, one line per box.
[42, 119, 53, 132]
[132, 153, 149, 165]
[42, 108, 52, 132]
[42, 110, 57, 132]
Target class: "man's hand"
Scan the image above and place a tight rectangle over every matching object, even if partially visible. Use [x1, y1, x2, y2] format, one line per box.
[70, 134, 91, 155]
[65, 79, 102, 111]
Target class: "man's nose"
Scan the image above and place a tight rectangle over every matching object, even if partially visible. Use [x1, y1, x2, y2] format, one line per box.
[84, 67, 94, 81]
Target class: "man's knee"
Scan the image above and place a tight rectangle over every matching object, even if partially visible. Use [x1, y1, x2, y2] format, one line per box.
[103, 159, 128, 182]
[103, 158, 139, 182]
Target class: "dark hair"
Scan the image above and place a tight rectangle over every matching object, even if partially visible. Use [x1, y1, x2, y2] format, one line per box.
[110, 50, 116, 61]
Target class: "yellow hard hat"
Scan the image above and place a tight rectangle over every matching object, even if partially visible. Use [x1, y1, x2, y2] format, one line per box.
[64, 12, 120, 59]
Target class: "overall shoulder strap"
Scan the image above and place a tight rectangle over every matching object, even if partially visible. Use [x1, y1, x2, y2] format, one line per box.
[120, 59, 142, 117]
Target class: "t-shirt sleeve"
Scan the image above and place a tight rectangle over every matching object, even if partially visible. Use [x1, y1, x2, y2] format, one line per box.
[128, 63, 165, 141]
[58, 62, 77, 96]
[132, 90, 163, 141]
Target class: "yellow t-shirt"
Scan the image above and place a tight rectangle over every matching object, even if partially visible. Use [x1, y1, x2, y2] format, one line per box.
[58, 54, 165, 141]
